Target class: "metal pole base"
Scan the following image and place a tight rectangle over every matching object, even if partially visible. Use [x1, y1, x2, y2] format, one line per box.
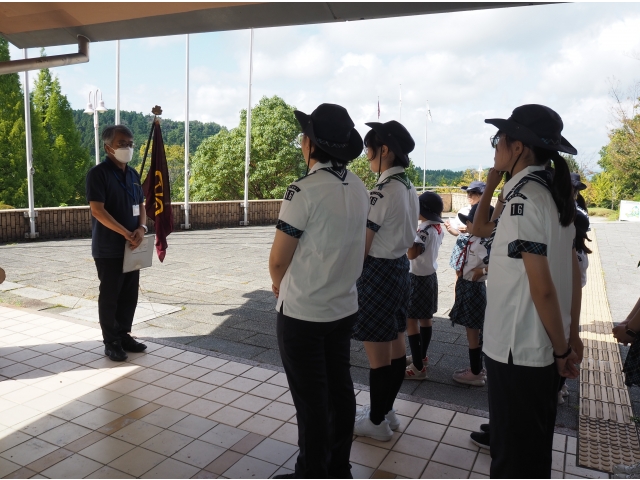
[180, 224, 191, 230]
[24, 232, 39, 239]
[239, 221, 250, 226]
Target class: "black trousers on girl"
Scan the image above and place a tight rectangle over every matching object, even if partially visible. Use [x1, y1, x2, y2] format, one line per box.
[94, 257, 139, 344]
[485, 353, 560, 479]
[277, 308, 357, 479]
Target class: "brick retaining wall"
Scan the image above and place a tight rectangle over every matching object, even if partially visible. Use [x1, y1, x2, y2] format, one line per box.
[0, 200, 283, 243]
[0, 194, 489, 244]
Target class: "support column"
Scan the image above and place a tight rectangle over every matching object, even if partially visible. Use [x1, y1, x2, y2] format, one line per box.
[241, 29, 253, 227]
[182, 34, 191, 230]
[115, 40, 120, 124]
[22, 49, 38, 239]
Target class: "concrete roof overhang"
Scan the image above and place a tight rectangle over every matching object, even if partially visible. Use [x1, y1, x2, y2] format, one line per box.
[2, 2, 540, 49]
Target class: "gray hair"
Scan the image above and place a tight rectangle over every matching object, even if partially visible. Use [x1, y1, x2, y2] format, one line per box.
[102, 125, 134, 146]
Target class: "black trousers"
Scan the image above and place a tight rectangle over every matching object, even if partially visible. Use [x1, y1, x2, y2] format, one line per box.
[277, 309, 356, 479]
[486, 353, 560, 479]
[94, 257, 139, 344]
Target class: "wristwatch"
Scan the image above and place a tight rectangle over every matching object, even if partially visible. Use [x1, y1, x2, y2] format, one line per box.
[626, 328, 638, 339]
[139, 224, 148, 234]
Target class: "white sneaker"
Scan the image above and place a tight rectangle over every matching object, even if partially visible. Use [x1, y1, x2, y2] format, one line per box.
[557, 392, 565, 405]
[356, 405, 399, 430]
[452, 368, 486, 386]
[561, 384, 569, 397]
[386, 409, 400, 431]
[405, 363, 427, 380]
[353, 416, 393, 441]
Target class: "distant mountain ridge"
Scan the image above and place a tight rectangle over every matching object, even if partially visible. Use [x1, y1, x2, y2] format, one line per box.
[72, 109, 223, 165]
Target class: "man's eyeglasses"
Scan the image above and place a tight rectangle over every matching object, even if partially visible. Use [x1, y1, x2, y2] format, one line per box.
[114, 141, 135, 149]
[490, 134, 502, 149]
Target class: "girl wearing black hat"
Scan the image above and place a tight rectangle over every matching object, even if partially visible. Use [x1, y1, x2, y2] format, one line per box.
[480, 104, 583, 478]
[352, 121, 419, 442]
[404, 191, 445, 380]
[269, 103, 369, 478]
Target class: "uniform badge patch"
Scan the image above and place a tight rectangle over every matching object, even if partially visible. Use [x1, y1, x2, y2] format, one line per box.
[370, 191, 383, 206]
[510, 203, 524, 216]
[284, 185, 300, 201]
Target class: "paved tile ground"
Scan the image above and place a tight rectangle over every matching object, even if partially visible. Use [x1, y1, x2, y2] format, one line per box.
[594, 222, 640, 421]
[1, 219, 637, 433]
[0, 305, 607, 479]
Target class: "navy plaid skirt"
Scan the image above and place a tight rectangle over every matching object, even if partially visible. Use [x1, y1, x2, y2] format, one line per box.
[354, 255, 410, 342]
[624, 341, 640, 387]
[408, 272, 438, 319]
[449, 278, 486, 330]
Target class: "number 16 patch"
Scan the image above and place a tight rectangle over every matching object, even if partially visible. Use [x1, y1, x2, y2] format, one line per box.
[510, 203, 524, 216]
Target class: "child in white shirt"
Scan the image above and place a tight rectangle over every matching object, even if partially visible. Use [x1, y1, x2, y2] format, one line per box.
[449, 203, 491, 386]
[405, 192, 445, 380]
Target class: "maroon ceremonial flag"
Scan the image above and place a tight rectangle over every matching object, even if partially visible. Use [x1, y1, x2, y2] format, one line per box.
[142, 121, 173, 262]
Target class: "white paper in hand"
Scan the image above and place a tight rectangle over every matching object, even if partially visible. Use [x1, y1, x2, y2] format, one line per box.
[123, 235, 154, 273]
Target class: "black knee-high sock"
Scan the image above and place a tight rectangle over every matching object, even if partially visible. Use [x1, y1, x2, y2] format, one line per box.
[387, 356, 407, 414]
[420, 326, 432, 359]
[469, 347, 483, 375]
[408, 334, 423, 370]
[369, 366, 392, 425]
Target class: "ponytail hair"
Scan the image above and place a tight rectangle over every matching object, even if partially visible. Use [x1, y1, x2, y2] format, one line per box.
[576, 193, 587, 212]
[531, 147, 575, 227]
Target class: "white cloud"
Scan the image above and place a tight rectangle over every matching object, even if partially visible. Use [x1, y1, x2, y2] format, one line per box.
[6, 3, 640, 171]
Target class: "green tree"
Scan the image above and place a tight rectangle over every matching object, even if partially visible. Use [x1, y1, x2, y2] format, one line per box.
[32, 54, 91, 205]
[0, 37, 28, 207]
[190, 95, 304, 200]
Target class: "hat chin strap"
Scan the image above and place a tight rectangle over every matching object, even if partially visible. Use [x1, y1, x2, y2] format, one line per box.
[509, 149, 525, 179]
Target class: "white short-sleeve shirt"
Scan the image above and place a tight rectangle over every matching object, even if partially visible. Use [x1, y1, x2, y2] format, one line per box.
[483, 166, 576, 367]
[577, 250, 589, 288]
[367, 166, 420, 259]
[410, 221, 444, 276]
[275, 162, 369, 322]
[460, 235, 489, 282]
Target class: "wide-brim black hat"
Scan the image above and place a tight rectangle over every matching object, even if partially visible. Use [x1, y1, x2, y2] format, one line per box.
[418, 191, 444, 223]
[294, 104, 363, 161]
[365, 121, 415, 168]
[458, 203, 495, 225]
[485, 104, 577, 155]
[570, 173, 587, 191]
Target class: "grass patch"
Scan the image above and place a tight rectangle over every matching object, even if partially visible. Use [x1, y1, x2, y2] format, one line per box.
[588, 207, 619, 221]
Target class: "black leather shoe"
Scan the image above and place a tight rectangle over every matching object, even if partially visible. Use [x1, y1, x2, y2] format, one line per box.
[105, 341, 128, 362]
[121, 335, 147, 353]
[480, 423, 490, 433]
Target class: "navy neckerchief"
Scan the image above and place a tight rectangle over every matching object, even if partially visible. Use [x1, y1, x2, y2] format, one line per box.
[377, 171, 411, 190]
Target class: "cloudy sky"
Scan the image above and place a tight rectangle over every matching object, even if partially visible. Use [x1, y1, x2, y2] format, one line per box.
[8, 2, 640, 173]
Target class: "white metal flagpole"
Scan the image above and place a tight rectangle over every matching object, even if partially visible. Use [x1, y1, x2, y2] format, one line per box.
[22, 49, 37, 239]
[241, 29, 253, 227]
[423, 101, 431, 190]
[399, 84, 402, 122]
[115, 40, 120, 124]
[183, 34, 191, 230]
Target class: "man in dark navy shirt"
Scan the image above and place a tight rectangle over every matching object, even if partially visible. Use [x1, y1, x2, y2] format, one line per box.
[86, 125, 148, 361]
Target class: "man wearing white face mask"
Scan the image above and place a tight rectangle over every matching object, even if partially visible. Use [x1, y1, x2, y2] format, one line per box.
[86, 125, 148, 362]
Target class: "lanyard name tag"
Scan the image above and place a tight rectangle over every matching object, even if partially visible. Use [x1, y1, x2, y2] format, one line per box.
[133, 205, 140, 217]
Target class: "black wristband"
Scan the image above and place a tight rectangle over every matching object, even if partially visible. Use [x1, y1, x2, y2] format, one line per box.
[553, 345, 572, 359]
